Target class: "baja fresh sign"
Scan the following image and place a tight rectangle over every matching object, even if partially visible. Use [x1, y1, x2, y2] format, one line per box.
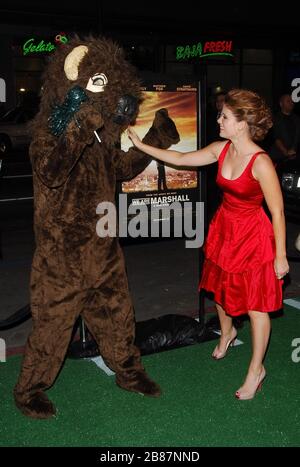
[23, 34, 68, 56]
[176, 41, 233, 60]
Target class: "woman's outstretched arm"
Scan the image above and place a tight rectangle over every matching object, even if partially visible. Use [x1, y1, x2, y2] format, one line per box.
[127, 127, 224, 167]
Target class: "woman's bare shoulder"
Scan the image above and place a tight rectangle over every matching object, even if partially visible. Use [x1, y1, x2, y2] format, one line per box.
[252, 151, 276, 179]
[209, 140, 230, 160]
[254, 151, 273, 166]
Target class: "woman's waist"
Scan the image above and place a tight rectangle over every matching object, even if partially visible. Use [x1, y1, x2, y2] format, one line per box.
[211, 205, 273, 239]
[220, 199, 263, 215]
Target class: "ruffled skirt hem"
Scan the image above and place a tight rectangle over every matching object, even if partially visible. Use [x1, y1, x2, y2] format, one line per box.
[199, 258, 283, 316]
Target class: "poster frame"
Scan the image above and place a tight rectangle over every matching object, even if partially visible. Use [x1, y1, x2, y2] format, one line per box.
[117, 73, 206, 244]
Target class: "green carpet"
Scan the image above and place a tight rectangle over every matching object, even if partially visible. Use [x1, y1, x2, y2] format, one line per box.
[1, 306, 300, 447]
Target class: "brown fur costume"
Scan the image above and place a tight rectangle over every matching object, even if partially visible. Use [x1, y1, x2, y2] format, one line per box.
[14, 36, 179, 419]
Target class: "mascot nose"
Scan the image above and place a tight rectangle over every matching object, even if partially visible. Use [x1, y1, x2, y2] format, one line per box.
[113, 94, 138, 125]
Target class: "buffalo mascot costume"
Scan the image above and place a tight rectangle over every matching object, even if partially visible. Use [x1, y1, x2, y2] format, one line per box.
[14, 36, 180, 419]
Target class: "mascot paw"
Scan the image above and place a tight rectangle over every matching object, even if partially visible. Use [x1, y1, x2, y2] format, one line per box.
[66, 103, 104, 144]
[48, 85, 88, 136]
[116, 370, 161, 398]
[15, 391, 56, 419]
[143, 108, 180, 150]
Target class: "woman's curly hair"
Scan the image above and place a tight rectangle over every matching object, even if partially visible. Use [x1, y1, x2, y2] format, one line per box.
[225, 89, 273, 141]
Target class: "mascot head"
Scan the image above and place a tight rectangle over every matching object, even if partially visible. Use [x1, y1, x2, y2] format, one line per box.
[33, 35, 143, 145]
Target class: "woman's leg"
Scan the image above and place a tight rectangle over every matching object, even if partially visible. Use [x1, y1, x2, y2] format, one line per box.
[212, 303, 237, 359]
[235, 310, 270, 399]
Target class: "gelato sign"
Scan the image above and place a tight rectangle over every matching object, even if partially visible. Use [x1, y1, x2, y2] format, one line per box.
[176, 41, 233, 60]
[23, 34, 68, 56]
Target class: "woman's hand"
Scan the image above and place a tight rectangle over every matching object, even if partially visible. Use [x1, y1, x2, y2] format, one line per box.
[274, 256, 289, 280]
[127, 127, 142, 148]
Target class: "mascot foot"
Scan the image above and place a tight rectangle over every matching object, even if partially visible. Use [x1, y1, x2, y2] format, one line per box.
[15, 391, 56, 419]
[116, 370, 161, 398]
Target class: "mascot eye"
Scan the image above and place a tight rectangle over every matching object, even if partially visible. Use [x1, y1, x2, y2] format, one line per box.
[86, 73, 108, 93]
[92, 73, 108, 87]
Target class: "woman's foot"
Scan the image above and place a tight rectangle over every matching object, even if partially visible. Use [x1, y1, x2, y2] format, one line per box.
[212, 327, 237, 360]
[235, 366, 266, 400]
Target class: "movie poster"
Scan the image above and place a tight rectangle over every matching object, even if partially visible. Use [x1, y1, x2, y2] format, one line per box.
[119, 81, 200, 236]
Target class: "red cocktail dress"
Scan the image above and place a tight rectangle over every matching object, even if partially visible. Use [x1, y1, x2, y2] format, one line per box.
[199, 140, 283, 316]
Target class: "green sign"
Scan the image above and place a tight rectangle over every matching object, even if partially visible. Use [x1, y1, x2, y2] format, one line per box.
[23, 34, 68, 56]
[176, 41, 234, 60]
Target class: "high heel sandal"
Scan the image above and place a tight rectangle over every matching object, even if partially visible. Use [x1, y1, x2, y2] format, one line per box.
[235, 367, 266, 400]
[212, 328, 237, 360]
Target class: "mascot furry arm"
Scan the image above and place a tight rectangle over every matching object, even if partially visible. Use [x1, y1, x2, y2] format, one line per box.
[31, 103, 179, 188]
[30, 100, 104, 187]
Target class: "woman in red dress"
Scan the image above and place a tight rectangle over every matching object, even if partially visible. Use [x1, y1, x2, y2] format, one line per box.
[128, 89, 289, 400]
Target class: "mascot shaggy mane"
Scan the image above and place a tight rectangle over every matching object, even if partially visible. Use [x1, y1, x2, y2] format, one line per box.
[31, 35, 143, 146]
